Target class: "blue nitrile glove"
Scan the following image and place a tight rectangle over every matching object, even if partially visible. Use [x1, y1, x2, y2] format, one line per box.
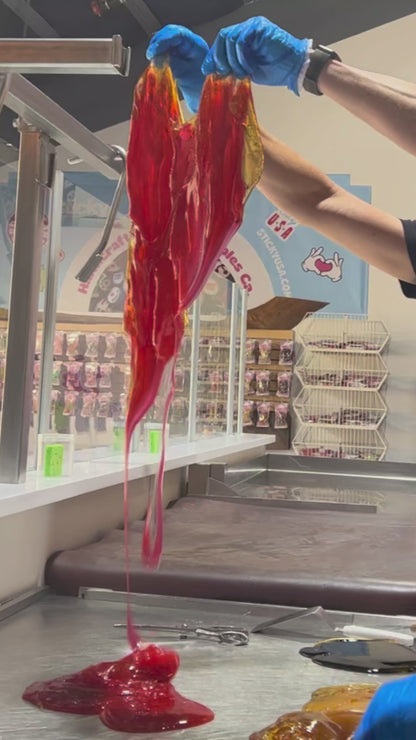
[354, 675, 416, 740]
[146, 25, 208, 113]
[202, 16, 311, 95]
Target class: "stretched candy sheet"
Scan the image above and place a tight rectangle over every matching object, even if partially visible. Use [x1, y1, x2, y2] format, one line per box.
[22, 66, 262, 738]
[125, 64, 263, 572]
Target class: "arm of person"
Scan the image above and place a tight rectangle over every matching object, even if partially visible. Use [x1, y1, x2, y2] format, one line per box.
[260, 127, 416, 287]
[318, 61, 416, 157]
[203, 17, 416, 157]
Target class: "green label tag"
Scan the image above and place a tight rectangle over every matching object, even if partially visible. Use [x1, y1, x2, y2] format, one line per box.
[149, 430, 162, 454]
[44, 444, 64, 477]
[113, 427, 125, 452]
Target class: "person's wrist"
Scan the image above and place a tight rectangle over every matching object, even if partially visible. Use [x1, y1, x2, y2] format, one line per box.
[302, 45, 341, 96]
[317, 58, 343, 95]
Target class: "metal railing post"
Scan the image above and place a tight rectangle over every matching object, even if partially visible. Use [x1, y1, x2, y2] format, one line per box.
[0, 123, 55, 482]
[187, 297, 201, 442]
[226, 283, 239, 435]
[237, 288, 248, 434]
[37, 170, 64, 437]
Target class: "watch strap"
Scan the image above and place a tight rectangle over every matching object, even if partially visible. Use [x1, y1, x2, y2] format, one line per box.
[303, 45, 341, 96]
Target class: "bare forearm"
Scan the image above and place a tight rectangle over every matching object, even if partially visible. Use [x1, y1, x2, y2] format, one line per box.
[259, 129, 416, 283]
[319, 60, 416, 156]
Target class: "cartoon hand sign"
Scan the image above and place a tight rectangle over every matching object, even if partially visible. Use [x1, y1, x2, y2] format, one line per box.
[327, 252, 343, 282]
[302, 247, 324, 274]
[302, 248, 344, 282]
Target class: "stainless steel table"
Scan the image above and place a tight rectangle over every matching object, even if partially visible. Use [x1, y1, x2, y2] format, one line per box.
[0, 590, 410, 740]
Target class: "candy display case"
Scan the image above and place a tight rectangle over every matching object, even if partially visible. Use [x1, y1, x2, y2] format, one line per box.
[243, 328, 294, 449]
[23, 271, 247, 463]
[141, 272, 246, 443]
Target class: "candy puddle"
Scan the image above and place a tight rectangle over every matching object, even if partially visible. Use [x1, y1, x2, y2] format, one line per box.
[23, 644, 214, 733]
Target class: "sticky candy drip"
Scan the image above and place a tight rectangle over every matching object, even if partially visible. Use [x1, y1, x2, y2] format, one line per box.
[23, 644, 214, 734]
[124, 64, 263, 578]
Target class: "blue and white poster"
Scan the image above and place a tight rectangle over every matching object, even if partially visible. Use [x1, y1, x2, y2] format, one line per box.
[0, 172, 370, 316]
[220, 176, 370, 313]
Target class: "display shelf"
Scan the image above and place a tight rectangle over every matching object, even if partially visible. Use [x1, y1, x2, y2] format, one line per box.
[293, 388, 387, 429]
[244, 395, 291, 402]
[246, 364, 293, 371]
[244, 328, 294, 448]
[0, 434, 270, 518]
[292, 426, 387, 461]
[295, 350, 388, 391]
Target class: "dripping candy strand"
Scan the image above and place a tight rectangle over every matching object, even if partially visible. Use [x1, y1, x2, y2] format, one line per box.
[141, 358, 177, 568]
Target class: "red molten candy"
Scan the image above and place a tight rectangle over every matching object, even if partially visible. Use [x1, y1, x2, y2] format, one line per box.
[23, 644, 214, 733]
[124, 64, 262, 568]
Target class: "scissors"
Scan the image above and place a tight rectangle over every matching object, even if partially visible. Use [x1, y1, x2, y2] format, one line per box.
[113, 623, 249, 646]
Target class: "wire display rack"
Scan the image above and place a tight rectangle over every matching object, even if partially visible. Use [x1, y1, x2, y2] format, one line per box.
[292, 426, 387, 461]
[293, 313, 390, 461]
[293, 388, 387, 429]
[295, 350, 388, 391]
[299, 314, 390, 353]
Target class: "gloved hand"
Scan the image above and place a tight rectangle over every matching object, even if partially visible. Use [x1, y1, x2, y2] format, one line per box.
[146, 25, 208, 113]
[202, 16, 311, 95]
[354, 675, 416, 740]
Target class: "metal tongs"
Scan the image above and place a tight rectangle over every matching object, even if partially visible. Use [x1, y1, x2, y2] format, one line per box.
[75, 144, 126, 283]
[113, 623, 249, 646]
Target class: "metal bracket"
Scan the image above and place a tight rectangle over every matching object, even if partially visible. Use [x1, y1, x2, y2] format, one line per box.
[0, 36, 130, 76]
[5, 74, 124, 178]
[75, 145, 127, 283]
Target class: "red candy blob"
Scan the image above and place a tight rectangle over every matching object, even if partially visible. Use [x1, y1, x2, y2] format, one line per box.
[23, 644, 214, 733]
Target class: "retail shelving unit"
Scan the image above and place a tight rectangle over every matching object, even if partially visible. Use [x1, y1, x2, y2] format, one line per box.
[293, 314, 390, 461]
[243, 328, 294, 449]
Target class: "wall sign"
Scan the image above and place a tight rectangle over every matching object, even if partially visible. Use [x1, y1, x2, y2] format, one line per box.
[0, 173, 370, 316]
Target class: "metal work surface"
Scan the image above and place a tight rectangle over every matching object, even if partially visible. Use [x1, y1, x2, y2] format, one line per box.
[211, 454, 416, 518]
[0, 591, 405, 740]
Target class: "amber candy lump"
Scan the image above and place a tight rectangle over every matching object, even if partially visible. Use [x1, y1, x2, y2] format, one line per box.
[250, 684, 378, 740]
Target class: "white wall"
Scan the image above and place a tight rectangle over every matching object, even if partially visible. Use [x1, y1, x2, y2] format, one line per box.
[250, 14, 416, 461]
[0, 469, 184, 603]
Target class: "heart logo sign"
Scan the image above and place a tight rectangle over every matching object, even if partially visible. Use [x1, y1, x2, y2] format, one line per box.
[302, 248, 343, 282]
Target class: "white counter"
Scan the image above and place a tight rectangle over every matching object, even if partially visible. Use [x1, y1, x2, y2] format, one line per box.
[0, 434, 269, 518]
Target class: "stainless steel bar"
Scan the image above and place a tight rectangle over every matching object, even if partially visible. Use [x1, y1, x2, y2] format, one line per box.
[37, 171, 63, 436]
[0, 72, 11, 116]
[0, 123, 55, 483]
[124, 0, 161, 35]
[187, 296, 201, 442]
[1, 0, 59, 38]
[75, 146, 126, 282]
[226, 282, 238, 435]
[5, 74, 124, 178]
[237, 287, 248, 434]
[0, 587, 49, 622]
[0, 36, 130, 75]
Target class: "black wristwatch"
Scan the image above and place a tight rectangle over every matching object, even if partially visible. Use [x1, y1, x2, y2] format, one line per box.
[303, 44, 341, 96]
